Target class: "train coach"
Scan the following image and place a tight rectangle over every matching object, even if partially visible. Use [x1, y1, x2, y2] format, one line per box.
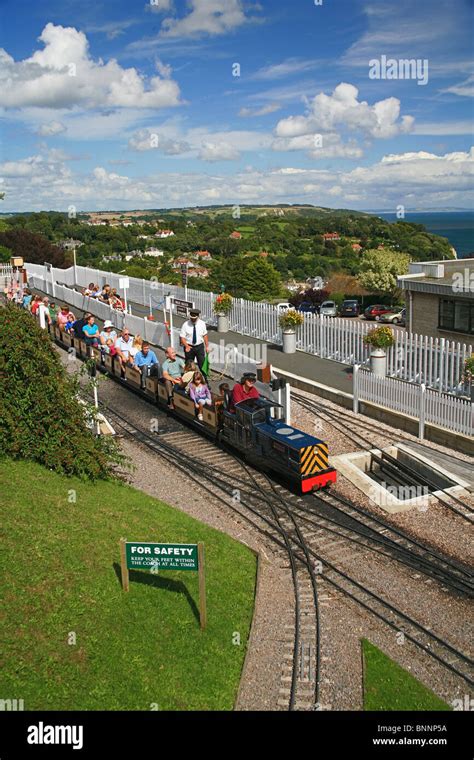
[52, 324, 337, 493]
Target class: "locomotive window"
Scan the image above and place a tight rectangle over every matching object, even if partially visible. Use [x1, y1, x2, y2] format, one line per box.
[289, 449, 300, 462]
[252, 409, 267, 425]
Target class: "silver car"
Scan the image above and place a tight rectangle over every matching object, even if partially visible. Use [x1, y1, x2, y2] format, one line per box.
[319, 300, 338, 317]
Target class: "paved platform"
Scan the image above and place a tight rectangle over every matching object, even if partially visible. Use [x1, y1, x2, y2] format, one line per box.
[126, 297, 354, 395]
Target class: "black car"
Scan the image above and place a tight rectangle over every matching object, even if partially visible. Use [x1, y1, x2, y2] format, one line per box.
[296, 301, 319, 314]
[339, 300, 360, 317]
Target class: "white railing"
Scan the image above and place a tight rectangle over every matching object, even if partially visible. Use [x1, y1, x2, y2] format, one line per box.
[353, 366, 473, 439]
[0, 264, 13, 277]
[25, 263, 472, 394]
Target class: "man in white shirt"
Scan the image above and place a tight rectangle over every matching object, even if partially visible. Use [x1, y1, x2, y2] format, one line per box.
[115, 328, 134, 367]
[179, 309, 209, 373]
[38, 297, 52, 330]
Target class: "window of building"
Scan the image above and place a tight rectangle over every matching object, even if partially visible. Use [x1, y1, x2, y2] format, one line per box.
[439, 299, 474, 335]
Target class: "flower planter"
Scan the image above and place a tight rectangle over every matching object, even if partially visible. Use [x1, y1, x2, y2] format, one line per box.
[370, 347, 387, 377]
[217, 314, 229, 333]
[282, 329, 296, 354]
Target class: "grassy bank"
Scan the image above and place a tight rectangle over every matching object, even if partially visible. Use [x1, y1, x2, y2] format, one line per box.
[0, 459, 256, 710]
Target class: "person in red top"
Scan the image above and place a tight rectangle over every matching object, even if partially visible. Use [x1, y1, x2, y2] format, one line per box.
[229, 372, 260, 411]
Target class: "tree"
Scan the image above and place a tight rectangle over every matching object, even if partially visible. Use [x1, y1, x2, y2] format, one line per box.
[0, 229, 67, 267]
[239, 259, 282, 301]
[357, 249, 410, 296]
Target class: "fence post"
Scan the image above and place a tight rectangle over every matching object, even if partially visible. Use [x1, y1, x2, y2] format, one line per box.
[353, 363, 360, 414]
[419, 383, 426, 440]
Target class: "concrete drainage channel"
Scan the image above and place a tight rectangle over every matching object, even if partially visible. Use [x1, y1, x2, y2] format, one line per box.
[331, 443, 471, 513]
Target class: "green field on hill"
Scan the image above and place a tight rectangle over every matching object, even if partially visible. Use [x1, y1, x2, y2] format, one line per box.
[0, 459, 256, 711]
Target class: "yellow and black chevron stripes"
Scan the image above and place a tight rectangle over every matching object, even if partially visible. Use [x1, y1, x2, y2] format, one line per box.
[300, 443, 329, 475]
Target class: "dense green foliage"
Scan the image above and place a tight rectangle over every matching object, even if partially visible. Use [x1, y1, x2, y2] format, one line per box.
[0, 458, 256, 710]
[358, 248, 411, 296]
[362, 639, 451, 711]
[0, 304, 121, 478]
[3, 207, 454, 300]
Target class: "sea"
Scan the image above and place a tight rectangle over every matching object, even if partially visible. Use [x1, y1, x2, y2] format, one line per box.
[374, 211, 474, 259]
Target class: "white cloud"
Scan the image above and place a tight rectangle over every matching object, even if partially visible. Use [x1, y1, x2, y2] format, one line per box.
[252, 58, 318, 81]
[198, 142, 240, 161]
[84, 19, 141, 40]
[128, 124, 271, 161]
[36, 120, 66, 136]
[275, 83, 414, 141]
[160, 0, 258, 38]
[239, 103, 281, 117]
[413, 121, 474, 136]
[0, 23, 182, 110]
[441, 75, 474, 98]
[2, 147, 472, 211]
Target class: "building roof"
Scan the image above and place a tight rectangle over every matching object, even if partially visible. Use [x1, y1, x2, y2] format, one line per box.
[398, 258, 474, 298]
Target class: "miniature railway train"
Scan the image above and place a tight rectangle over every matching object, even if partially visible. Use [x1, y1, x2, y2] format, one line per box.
[52, 325, 337, 493]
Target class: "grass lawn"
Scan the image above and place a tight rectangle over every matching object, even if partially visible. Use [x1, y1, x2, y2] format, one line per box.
[362, 639, 452, 711]
[0, 459, 257, 711]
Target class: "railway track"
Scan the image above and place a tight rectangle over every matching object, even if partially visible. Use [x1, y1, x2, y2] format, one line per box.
[91, 392, 474, 696]
[293, 390, 474, 523]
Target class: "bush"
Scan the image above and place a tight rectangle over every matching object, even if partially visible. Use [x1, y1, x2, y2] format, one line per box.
[0, 304, 122, 479]
[279, 309, 304, 330]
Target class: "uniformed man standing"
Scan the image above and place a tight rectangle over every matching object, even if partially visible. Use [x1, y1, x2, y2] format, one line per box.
[179, 309, 209, 373]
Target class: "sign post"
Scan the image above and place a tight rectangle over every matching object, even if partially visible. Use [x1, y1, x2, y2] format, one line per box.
[121, 540, 206, 629]
[172, 297, 194, 318]
[119, 276, 130, 314]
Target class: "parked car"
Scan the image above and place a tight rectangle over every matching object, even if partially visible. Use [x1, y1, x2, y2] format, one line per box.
[379, 307, 406, 326]
[296, 301, 318, 314]
[276, 302, 292, 311]
[364, 304, 395, 321]
[319, 300, 338, 317]
[339, 299, 360, 317]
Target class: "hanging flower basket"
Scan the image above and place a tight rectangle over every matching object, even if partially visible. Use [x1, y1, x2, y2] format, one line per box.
[279, 309, 304, 331]
[363, 325, 395, 350]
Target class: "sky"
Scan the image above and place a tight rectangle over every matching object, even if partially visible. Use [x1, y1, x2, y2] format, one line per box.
[0, 0, 473, 212]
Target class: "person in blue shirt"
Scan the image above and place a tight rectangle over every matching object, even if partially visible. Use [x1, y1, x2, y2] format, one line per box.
[134, 341, 161, 388]
[82, 315, 100, 347]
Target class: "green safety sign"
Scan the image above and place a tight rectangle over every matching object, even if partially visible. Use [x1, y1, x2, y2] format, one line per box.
[125, 542, 198, 572]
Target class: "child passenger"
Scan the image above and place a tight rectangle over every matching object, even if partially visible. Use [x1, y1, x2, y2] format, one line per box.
[188, 371, 212, 421]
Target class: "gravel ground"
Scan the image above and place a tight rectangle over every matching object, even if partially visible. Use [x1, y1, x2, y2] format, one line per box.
[291, 389, 474, 565]
[56, 345, 473, 711]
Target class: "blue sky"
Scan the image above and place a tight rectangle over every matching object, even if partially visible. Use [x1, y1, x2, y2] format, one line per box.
[0, 0, 473, 211]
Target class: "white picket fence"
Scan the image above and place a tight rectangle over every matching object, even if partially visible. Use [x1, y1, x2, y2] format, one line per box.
[25, 263, 472, 394]
[353, 366, 473, 439]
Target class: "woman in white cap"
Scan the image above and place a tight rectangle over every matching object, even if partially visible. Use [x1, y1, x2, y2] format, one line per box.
[99, 320, 118, 347]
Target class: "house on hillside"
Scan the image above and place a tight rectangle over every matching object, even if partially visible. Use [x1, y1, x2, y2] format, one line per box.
[189, 267, 209, 279]
[156, 229, 175, 238]
[351, 243, 362, 252]
[323, 232, 340, 241]
[143, 248, 164, 258]
[259, 251, 269, 258]
[172, 258, 194, 270]
[193, 250, 212, 261]
[229, 231, 242, 240]
[398, 258, 474, 342]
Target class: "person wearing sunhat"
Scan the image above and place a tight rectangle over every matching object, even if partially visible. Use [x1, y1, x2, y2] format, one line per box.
[179, 308, 209, 374]
[229, 372, 260, 412]
[99, 320, 118, 347]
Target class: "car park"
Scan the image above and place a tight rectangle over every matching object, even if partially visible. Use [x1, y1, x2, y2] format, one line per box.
[319, 300, 338, 317]
[364, 304, 395, 321]
[379, 307, 406, 326]
[339, 300, 360, 317]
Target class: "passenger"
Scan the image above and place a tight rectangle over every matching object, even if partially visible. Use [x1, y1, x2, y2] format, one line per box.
[64, 314, 75, 333]
[57, 305, 76, 330]
[133, 341, 161, 388]
[215, 382, 230, 414]
[22, 289, 33, 310]
[49, 301, 59, 322]
[99, 319, 118, 347]
[188, 371, 212, 421]
[82, 315, 100, 347]
[98, 284, 111, 302]
[129, 335, 143, 362]
[31, 295, 42, 315]
[38, 297, 52, 330]
[104, 338, 117, 356]
[115, 328, 135, 367]
[162, 346, 185, 409]
[83, 283, 96, 296]
[14, 288, 24, 306]
[110, 289, 125, 311]
[181, 360, 198, 390]
[72, 312, 91, 339]
[229, 372, 260, 412]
